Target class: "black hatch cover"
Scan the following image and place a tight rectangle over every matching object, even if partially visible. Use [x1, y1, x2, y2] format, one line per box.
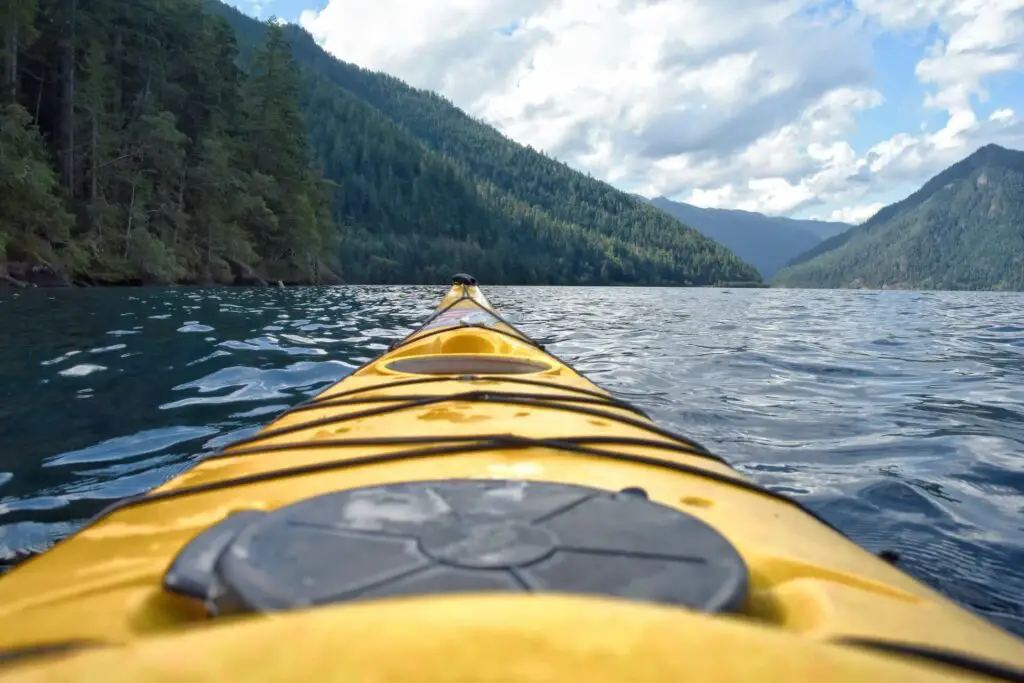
[163, 479, 748, 616]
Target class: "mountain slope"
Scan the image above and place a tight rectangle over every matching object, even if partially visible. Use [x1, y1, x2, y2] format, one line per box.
[204, 2, 762, 286]
[772, 144, 1024, 290]
[647, 197, 851, 278]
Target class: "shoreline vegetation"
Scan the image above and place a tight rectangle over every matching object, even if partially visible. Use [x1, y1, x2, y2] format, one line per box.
[0, 0, 763, 290]
[0, 255, 340, 289]
[0, 266, 774, 289]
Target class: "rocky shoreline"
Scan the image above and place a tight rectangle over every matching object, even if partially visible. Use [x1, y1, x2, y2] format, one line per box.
[0, 258, 345, 289]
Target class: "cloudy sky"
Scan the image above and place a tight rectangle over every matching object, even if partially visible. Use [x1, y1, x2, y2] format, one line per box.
[231, 0, 1024, 225]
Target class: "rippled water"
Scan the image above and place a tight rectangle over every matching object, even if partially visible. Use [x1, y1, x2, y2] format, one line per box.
[1, 285, 1022, 635]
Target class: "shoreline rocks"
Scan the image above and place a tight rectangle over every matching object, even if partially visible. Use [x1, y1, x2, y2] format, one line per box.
[0, 259, 345, 289]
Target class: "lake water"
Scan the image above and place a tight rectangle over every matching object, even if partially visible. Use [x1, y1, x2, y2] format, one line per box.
[1, 285, 1022, 636]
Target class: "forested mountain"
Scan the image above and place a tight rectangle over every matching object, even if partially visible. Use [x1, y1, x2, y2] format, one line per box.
[208, 2, 759, 286]
[1, 0, 336, 286]
[0, 1, 761, 287]
[646, 196, 851, 278]
[772, 144, 1024, 290]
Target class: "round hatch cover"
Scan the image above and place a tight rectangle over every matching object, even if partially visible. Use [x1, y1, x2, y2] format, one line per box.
[170, 479, 748, 616]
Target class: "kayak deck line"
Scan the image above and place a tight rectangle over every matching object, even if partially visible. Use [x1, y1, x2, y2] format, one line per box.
[276, 389, 654, 420]
[215, 391, 696, 453]
[290, 373, 639, 408]
[1, 273, 1022, 681]
[38, 436, 826, 538]
[205, 434, 725, 467]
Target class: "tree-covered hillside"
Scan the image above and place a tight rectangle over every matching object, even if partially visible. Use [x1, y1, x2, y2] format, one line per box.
[207, 2, 760, 286]
[1, 1, 760, 286]
[1, 0, 336, 286]
[772, 144, 1024, 290]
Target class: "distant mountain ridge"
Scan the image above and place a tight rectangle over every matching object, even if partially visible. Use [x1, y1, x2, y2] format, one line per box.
[645, 197, 851, 278]
[772, 144, 1024, 290]
[201, 1, 762, 286]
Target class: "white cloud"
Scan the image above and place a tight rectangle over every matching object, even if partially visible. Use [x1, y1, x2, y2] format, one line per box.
[298, 0, 1024, 218]
[857, 0, 1024, 117]
[990, 108, 1015, 123]
[851, 0, 1024, 171]
[821, 202, 885, 224]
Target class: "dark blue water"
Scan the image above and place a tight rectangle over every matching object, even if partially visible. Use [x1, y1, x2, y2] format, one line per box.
[1, 286, 1022, 635]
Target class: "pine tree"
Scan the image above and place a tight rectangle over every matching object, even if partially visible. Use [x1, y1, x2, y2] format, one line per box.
[238, 19, 335, 282]
[0, 103, 73, 261]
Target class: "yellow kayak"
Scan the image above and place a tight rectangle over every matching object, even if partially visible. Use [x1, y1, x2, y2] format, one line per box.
[1, 275, 1022, 682]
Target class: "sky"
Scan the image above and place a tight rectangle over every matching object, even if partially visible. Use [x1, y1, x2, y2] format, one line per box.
[231, 0, 1024, 225]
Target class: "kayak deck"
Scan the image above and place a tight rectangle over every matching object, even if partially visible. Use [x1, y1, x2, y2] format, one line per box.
[0, 275, 1021, 681]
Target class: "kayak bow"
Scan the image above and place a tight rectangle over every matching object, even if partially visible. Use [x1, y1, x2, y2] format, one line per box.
[1, 274, 1022, 682]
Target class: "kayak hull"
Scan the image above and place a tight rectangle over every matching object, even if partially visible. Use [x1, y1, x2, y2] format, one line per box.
[0, 278, 1021, 681]
[1, 596, 1002, 683]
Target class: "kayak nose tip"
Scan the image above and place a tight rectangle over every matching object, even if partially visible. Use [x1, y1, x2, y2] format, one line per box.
[452, 273, 478, 286]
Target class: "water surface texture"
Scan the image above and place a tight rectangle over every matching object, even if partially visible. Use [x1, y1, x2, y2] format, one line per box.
[1, 286, 1022, 635]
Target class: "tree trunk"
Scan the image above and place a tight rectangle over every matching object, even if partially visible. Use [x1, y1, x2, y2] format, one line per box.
[33, 71, 42, 123]
[90, 112, 98, 200]
[124, 178, 137, 258]
[60, 0, 76, 191]
[4, 11, 16, 103]
[112, 29, 121, 114]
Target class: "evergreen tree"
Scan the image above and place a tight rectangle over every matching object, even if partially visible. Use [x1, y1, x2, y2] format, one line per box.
[238, 20, 335, 282]
[0, 102, 73, 262]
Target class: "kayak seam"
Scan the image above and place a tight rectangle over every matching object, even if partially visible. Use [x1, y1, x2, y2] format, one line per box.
[216, 391, 713, 456]
[71, 437, 850, 541]
[835, 637, 1024, 682]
